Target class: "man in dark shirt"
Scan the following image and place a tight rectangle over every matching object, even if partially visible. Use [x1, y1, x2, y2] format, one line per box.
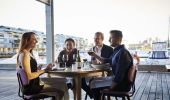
[91, 32, 113, 64]
[88, 30, 133, 100]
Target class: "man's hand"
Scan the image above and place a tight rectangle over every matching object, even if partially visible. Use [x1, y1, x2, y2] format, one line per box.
[110, 81, 117, 90]
[88, 51, 105, 64]
[88, 51, 96, 56]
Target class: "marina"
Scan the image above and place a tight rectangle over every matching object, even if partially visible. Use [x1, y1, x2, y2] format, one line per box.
[0, 1, 170, 100]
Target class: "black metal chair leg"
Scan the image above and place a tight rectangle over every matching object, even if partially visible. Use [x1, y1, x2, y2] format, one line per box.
[85, 93, 88, 100]
[52, 96, 56, 100]
[107, 95, 110, 100]
[101, 94, 105, 100]
[122, 97, 126, 100]
[127, 96, 131, 100]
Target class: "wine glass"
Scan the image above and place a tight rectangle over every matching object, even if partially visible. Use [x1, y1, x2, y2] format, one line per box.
[62, 54, 68, 68]
[51, 60, 57, 70]
[83, 58, 87, 67]
[73, 54, 77, 63]
[87, 48, 94, 55]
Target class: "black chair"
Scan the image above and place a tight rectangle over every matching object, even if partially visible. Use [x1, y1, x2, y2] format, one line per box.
[101, 65, 138, 100]
[17, 68, 55, 100]
[84, 69, 112, 100]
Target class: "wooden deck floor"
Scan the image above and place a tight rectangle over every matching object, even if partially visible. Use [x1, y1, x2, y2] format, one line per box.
[0, 70, 170, 100]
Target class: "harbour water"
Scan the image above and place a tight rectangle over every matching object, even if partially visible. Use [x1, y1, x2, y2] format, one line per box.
[1, 49, 170, 70]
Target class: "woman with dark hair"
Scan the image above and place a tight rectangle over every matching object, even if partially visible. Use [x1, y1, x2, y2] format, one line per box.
[56, 38, 78, 90]
[57, 38, 78, 67]
[16, 32, 64, 100]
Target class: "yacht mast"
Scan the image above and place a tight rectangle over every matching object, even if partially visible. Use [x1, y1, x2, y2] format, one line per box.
[168, 16, 170, 48]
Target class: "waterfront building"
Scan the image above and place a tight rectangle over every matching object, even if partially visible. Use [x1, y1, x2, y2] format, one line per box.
[0, 25, 88, 57]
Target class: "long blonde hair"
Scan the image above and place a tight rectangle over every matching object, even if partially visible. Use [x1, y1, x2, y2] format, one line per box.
[16, 32, 35, 67]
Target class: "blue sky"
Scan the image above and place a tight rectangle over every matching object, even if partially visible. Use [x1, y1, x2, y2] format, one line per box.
[0, 0, 170, 44]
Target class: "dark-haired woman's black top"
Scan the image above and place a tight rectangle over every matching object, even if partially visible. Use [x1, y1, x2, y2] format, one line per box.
[58, 48, 78, 67]
[23, 56, 43, 95]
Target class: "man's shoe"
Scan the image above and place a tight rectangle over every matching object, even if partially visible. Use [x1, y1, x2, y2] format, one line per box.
[87, 91, 94, 99]
[67, 83, 74, 90]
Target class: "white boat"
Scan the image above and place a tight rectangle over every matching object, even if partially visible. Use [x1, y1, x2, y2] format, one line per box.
[167, 48, 170, 57]
[146, 50, 170, 65]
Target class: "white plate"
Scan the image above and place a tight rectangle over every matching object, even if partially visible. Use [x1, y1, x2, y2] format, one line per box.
[52, 67, 65, 71]
[91, 63, 110, 70]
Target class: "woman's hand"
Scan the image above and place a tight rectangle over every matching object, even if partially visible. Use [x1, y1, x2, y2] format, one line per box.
[44, 63, 54, 72]
[37, 64, 43, 70]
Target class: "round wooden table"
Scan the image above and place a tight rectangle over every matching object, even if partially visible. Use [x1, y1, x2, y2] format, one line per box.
[48, 68, 105, 100]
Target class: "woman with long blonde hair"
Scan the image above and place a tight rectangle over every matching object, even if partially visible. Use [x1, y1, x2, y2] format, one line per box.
[17, 32, 64, 100]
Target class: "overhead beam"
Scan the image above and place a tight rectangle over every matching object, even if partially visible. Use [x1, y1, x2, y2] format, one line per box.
[36, 0, 51, 5]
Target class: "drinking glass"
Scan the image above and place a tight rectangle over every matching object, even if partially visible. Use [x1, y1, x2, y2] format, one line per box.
[87, 51, 93, 55]
[72, 62, 77, 71]
[62, 54, 68, 69]
[87, 48, 96, 64]
[83, 58, 87, 67]
[73, 54, 77, 63]
[55, 61, 60, 69]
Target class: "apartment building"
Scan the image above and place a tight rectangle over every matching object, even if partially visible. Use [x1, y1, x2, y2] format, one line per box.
[0, 25, 88, 57]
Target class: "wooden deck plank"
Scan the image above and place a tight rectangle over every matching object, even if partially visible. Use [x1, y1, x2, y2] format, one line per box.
[166, 73, 170, 100]
[148, 73, 157, 100]
[162, 73, 169, 100]
[132, 72, 145, 98]
[0, 89, 18, 98]
[134, 72, 144, 88]
[155, 73, 163, 100]
[140, 73, 153, 100]
[0, 94, 22, 100]
[132, 73, 150, 100]
[0, 85, 17, 93]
